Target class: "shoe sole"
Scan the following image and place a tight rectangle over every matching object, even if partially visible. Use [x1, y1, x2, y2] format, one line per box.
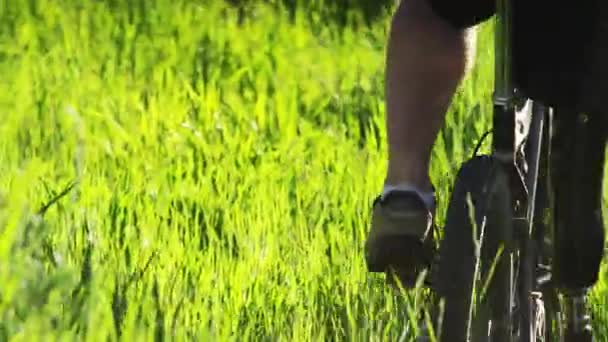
[366, 235, 435, 288]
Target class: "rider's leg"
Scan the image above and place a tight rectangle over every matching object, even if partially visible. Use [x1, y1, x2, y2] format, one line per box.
[384, 0, 471, 196]
[365, 0, 475, 283]
[365, 0, 496, 286]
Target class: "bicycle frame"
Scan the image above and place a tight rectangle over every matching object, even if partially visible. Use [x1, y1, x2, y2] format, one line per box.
[492, 0, 516, 161]
[492, 0, 550, 340]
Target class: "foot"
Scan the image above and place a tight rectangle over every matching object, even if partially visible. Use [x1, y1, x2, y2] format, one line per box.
[364, 190, 437, 288]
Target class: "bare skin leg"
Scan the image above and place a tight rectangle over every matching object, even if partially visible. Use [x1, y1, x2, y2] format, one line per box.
[384, 0, 473, 192]
[365, 0, 480, 282]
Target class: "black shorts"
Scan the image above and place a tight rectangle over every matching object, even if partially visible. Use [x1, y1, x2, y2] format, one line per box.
[429, 0, 607, 111]
[428, 0, 494, 29]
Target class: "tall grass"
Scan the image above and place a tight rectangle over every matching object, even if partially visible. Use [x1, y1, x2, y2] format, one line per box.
[0, 0, 605, 340]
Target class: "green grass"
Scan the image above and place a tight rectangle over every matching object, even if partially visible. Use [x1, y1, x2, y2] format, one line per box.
[0, 0, 606, 340]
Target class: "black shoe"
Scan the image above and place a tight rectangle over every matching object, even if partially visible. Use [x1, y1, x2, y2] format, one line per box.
[364, 190, 437, 288]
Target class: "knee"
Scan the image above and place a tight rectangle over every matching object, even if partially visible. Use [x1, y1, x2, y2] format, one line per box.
[391, 0, 477, 73]
[392, 0, 442, 25]
[390, 0, 469, 44]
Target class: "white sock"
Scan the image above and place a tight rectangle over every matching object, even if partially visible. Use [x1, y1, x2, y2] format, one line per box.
[382, 183, 435, 210]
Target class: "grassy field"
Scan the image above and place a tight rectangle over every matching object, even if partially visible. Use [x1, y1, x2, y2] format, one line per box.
[0, 1, 606, 340]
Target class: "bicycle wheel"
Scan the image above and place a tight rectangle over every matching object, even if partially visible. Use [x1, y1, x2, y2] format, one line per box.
[516, 204, 563, 342]
[434, 156, 515, 342]
[516, 227, 564, 342]
[520, 102, 563, 342]
[528, 186, 564, 342]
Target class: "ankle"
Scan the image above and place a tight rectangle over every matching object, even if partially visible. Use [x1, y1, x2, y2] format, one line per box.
[382, 182, 436, 210]
[385, 170, 433, 193]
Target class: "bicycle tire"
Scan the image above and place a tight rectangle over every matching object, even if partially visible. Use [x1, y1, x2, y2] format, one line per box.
[434, 155, 515, 342]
